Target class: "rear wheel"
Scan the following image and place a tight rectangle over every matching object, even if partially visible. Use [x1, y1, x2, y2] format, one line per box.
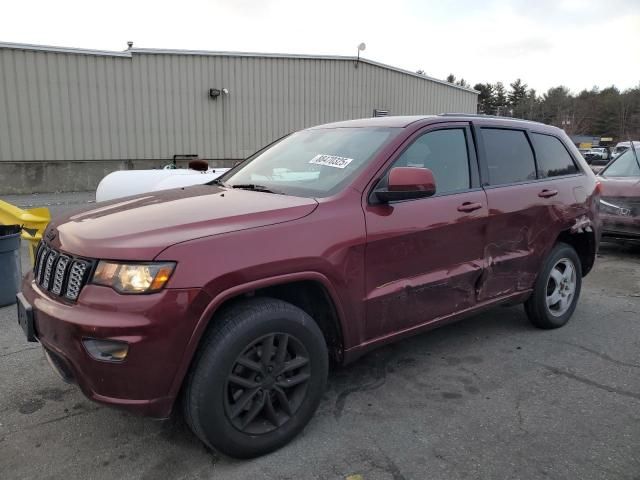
[183, 297, 328, 458]
[525, 242, 582, 329]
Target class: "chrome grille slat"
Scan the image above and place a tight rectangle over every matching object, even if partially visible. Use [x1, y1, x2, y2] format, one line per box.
[51, 255, 70, 295]
[34, 243, 92, 302]
[36, 247, 50, 284]
[34, 242, 45, 273]
[42, 250, 58, 290]
[65, 261, 89, 300]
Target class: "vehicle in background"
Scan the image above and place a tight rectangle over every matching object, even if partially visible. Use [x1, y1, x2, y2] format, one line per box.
[19, 114, 600, 458]
[584, 147, 609, 161]
[583, 147, 611, 174]
[598, 145, 640, 242]
[611, 141, 640, 160]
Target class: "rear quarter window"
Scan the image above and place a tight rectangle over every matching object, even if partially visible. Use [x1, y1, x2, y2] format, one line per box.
[481, 128, 536, 186]
[531, 133, 579, 178]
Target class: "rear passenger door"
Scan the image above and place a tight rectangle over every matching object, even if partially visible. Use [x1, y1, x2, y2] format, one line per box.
[476, 124, 582, 301]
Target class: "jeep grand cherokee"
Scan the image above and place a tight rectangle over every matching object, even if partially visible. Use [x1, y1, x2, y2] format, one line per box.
[18, 114, 601, 458]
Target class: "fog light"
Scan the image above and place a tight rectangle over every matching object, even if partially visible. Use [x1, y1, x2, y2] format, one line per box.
[83, 338, 129, 362]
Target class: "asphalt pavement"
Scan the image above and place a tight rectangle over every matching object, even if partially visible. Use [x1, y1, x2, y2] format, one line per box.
[1, 194, 639, 480]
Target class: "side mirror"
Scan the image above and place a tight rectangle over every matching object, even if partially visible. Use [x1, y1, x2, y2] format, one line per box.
[375, 167, 436, 203]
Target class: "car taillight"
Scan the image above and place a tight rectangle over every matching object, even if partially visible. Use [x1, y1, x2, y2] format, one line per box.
[594, 181, 602, 196]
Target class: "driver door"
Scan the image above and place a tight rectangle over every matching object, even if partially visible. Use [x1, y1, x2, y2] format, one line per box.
[362, 124, 489, 341]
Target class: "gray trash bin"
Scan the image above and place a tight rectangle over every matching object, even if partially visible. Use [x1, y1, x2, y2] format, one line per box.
[0, 225, 22, 307]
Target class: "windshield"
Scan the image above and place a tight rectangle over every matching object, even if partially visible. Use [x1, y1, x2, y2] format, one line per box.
[220, 127, 397, 197]
[602, 148, 640, 177]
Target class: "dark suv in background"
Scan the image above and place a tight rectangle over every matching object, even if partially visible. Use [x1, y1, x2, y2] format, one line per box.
[18, 114, 600, 458]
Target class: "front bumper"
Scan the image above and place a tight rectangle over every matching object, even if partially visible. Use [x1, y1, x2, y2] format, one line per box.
[601, 213, 640, 240]
[20, 273, 204, 418]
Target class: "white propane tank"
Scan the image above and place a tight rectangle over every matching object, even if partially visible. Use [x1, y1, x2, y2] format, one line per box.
[96, 168, 230, 202]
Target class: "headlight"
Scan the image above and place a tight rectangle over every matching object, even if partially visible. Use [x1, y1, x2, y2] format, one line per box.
[92, 261, 176, 293]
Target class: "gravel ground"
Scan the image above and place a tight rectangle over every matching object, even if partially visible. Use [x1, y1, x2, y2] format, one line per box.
[1, 194, 639, 480]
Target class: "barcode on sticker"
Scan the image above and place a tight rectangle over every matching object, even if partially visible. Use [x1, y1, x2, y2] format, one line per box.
[309, 154, 354, 169]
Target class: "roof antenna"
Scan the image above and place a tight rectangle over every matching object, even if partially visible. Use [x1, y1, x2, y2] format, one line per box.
[127, 41, 133, 50]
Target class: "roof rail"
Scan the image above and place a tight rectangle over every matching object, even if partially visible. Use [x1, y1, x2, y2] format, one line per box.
[438, 113, 545, 125]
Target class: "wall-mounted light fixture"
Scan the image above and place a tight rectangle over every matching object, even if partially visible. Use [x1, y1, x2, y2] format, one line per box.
[209, 88, 229, 99]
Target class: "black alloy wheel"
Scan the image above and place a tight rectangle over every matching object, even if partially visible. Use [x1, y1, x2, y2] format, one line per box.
[224, 333, 311, 434]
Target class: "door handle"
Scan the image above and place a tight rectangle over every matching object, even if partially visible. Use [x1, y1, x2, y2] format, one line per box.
[457, 202, 483, 213]
[538, 189, 558, 198]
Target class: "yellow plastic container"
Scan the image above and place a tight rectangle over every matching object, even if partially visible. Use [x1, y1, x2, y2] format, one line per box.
[0, 200, 51, 266]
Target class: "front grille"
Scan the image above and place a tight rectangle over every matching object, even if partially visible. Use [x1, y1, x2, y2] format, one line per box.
[602, 197, 640, 217]
[33, 243, 93, 301]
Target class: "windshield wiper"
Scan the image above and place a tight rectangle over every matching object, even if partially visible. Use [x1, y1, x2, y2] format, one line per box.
[229, 184, 283, 194]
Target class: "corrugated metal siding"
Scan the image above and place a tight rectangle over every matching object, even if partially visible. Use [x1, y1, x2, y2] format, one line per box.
[0, 47, 477, 162]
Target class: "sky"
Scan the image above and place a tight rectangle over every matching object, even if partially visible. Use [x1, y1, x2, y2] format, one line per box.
[1, 0, 639, 93]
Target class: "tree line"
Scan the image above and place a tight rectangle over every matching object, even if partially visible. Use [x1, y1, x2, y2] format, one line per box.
[441, 74, 640, 141]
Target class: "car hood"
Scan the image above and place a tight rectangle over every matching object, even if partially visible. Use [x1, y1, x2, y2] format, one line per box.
[598, 176, 640, 198]
[47, 185, 318, 260]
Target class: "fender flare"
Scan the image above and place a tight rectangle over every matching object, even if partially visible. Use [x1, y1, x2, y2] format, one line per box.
[167, 271, 348, 400]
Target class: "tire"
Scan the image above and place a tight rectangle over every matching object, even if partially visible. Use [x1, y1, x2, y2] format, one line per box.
[525, 242, 582, 329]
[183, 297, 328, 458]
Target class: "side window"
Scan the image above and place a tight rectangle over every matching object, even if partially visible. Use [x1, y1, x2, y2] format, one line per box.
[392, 129, 470, 194]
[482, 128, 536, 186]
[531, 133, 579, 178]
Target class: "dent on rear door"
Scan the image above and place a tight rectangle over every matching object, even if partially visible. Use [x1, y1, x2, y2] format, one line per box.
[476, 141, 589, 300]
[478, 182, 562, 300]
[474, 126, 563, 301]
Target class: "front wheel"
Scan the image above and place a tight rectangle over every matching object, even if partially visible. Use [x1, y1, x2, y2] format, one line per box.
[525, 242, 582, 329]
[183, 297, 328, 458]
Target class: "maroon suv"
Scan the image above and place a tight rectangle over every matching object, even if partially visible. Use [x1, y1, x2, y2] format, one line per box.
[18, 115, 600, 458]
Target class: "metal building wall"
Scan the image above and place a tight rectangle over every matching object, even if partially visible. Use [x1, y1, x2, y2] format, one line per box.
[128, 53, 477, 160]
[0, 43, 478, 192]
[0, 48, 133, 162]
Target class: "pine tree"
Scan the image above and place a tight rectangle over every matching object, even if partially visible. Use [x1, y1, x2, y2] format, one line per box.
[494, 82, 508, 115]
[474, 83, 496, 114]
[463, 77, 640, 139]
[523, 88, 538, 120]
[508, 78, 527, 110]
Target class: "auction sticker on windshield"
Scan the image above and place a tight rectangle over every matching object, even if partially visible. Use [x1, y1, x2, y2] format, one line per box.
[309, 154, 354, 169]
